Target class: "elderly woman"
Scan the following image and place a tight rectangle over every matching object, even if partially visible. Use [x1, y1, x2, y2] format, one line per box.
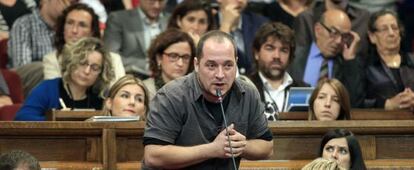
[167, 0, 215, 43]
[318, 129, 366, 170]
[103, 75, 149, 119]
[143, 29, 195, 100]
[15, 37, 114, 121]
[43, 3, 124, 82]
[308, 78, 351, 121]
[363, 9, 414, 110]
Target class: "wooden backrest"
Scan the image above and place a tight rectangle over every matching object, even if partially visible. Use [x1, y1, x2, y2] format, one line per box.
[45, 110, 105, 121]
[278, 109, 414, 120]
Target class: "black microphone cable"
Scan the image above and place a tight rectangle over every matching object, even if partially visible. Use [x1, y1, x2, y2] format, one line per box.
[216, 89, 238, 170]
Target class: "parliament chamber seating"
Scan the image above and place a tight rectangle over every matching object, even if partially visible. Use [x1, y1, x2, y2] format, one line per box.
[0, 109, 413, 169]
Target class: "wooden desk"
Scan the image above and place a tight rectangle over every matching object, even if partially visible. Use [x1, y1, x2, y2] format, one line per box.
[1, 120, 414, 169]
[278, 109, 414, 120]
[46, 110, 105, 121]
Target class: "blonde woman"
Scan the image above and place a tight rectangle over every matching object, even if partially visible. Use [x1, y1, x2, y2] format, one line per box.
[15, 37, 114, 121]
[103, 75, 149, 119]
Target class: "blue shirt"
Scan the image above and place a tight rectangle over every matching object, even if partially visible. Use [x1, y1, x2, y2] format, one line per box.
[303, 42, 333, 86]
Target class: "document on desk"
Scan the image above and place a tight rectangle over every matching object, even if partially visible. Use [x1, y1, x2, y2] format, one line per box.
[85, 116, 140, 122]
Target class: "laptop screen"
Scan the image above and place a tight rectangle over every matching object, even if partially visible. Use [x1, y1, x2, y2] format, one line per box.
[285, 87, 314, 112]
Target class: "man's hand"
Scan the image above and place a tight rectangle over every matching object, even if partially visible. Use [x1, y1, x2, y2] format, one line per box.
[0, 95, 13, 108]
[385, 88, 414, 110]
[211, 124, 247, 158]
[0, 31, 9, 41]
[342, 31, 360, 61]
[219, 4, 241, 33]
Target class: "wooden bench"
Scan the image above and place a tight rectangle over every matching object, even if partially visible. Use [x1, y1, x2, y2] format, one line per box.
[278, 109, 414, 120]
[1, 119, 414, 169]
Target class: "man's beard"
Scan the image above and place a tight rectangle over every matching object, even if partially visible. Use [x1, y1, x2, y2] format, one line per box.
[260, 65, 285, 81]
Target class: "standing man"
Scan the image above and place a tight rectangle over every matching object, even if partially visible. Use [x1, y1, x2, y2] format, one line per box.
[104, 0, 170, 79]
[289, 9, 364, 107]
[217, 0, 268, 75]
[143, 30, 273, 169]
[249, 22, 308, 119]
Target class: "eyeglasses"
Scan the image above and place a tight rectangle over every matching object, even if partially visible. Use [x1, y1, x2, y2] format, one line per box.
[374, 25, 400, 34]
[319, 22, 344, 39]
[163, 52, 192, 63]
[78, 60, 102, 74]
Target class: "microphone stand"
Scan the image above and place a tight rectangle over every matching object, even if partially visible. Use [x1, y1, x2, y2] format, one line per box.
[216, 89, 238, 170]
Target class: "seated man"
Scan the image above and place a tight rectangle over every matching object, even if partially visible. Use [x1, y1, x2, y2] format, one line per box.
[249, 22, 308, 119]
[143, 31, 273, 169]
[217, 0, 268, 75]
[289, 9, 364, 107]
[104, 0, 170, 79]
[294, 0, 370, 57]
[0, 150, 40, 170]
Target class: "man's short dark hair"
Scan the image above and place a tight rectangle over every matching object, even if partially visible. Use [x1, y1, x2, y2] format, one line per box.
[196, 30, 237, 59]
[252, 22, 295, 62]
[0, 150, 40, 170]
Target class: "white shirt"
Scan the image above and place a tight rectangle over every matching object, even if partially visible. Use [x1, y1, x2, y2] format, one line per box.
[259, 72, 293, 112]
[138, 9, 162, 51]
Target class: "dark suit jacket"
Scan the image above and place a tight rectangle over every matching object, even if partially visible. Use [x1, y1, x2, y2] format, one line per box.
[217, 11, 268, 75]
[363, 52, 414, 108]
[293, 1, 371, 57]
[288, 45, 365, 107]
[104, 8, 170, 77]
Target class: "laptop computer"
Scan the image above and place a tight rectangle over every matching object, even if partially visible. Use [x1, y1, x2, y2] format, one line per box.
[285, 87, 315, 112]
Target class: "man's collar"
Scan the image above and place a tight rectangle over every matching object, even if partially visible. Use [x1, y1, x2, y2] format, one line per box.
[258, 71, 293, 91]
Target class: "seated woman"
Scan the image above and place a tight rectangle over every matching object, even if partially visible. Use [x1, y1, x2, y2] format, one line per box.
[318, 129, 366, 170]
[15, 37, 114, 121]
[43, 3, 125, 82]
[103, 75, 149, 119]
[308, 78, 351, 121]
[143, 29, 195, 100]
[167, 0, 216, 43]
[364, 9, 414, 110]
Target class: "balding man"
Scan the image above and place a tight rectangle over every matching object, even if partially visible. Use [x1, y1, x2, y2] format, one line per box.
[294, 0, 370, 57]
[289, 9, 364, 107]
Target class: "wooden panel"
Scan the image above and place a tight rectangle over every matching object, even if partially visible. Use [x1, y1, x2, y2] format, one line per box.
[376, 135, 414, 159]
[272, 136, 320, 160]
[0, 138, 88, 161]
[278, 109, 414, 120]
[103, 129, 116, 170]
[357, 136, 376, 160]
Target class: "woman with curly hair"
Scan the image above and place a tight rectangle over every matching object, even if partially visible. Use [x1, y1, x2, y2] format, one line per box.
[15, 37, 114, 121]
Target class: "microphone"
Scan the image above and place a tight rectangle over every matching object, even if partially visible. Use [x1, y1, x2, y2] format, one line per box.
[216, 89, 238, 170]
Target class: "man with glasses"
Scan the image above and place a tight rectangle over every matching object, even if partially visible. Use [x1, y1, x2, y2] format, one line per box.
[289, 9, 364, 107]
[293, 0, 370, 57]
[104, 0, 170, 79]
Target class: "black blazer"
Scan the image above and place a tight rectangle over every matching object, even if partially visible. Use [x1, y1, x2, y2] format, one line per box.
[363, 52, 414, 108]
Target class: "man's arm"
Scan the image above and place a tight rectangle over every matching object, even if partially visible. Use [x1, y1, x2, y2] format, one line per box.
[144, 125, 236, 169]
[241, 139, 273, 160]
[8, 17, 32, 68]
[103, 12, 124, 54]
